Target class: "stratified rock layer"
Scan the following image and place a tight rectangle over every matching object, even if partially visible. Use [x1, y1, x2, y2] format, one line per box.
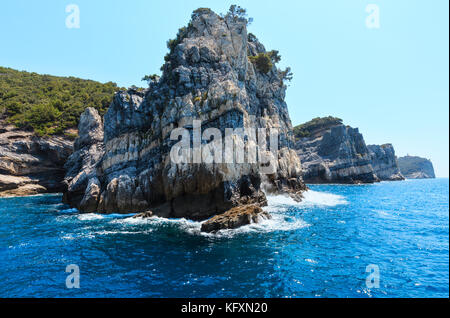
[368, 144, 404, 181]
[398, 156, 436, 179]
[64, 9, 306, 219]
[0, 121, 73, 196]
[294, 119, 378, 184]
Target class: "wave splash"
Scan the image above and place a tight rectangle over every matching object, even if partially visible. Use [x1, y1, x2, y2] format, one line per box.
[62, 190, 347, 238]
[266, 190, 348, 210]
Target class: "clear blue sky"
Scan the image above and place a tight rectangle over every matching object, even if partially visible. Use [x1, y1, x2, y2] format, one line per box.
[0, 0, 448, 176]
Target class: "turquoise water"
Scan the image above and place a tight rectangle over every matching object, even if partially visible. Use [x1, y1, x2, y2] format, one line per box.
[0, 179, 448, 298]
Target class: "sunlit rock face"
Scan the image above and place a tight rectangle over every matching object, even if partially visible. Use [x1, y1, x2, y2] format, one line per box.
[398, 155, 436, 179]
[368, 144, 404, 181]
[0, 121, 73, 197]
[63, 8, 306, 219]
[294, 120, 379, 184]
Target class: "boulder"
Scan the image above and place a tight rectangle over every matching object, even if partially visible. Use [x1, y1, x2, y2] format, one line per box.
[201, 204, 271, 233]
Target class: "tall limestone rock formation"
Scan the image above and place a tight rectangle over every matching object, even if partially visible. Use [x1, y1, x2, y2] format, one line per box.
[63, 8, 306, 220]
[368, 144, 404, 181]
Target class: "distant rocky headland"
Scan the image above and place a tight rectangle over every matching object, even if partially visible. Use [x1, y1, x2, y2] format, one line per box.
[398, 155, 436, 179]
[293, 117, 404, 184]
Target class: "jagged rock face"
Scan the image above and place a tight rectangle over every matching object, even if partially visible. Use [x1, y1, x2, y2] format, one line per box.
[63, 10, 306, 219]
[63, 108, 104, 212]
[368, 144, 404, 181]
[295, 123, 378, 184]
[398, 156, 436, 179]
[0, 121, 73, 197]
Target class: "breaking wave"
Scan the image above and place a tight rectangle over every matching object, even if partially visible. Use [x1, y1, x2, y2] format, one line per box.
[266, 190, 348, 209]
[59, 189, 347, 238]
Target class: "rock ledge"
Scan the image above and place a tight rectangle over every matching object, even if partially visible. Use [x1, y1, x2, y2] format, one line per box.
[201, 204, 271, 233]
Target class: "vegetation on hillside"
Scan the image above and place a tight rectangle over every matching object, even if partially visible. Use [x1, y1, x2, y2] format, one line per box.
[0, 66, 122, 136]
[294, 116, 343, 139]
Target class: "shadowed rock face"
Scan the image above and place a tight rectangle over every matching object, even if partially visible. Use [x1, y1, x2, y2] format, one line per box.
[368, 144, 404, 181]
[294, 121, 378, 184]
[63, 107, 104, 212]
[63, 9, 306, 219]
[0, 121, 73, 197]
[398, 156, 436, 179]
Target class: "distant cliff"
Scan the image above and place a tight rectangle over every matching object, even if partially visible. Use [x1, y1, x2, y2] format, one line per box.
[398, 156, 436, 179]
[294, 117, 405, 183]
[294, 117, 378, 184]
[368, 144, 404, 181]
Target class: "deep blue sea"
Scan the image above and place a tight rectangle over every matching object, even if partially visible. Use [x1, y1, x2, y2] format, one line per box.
[0, 179, 448, 298]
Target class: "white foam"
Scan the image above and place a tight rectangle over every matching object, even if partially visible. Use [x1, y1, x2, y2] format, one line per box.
[200, 214, 310, 238]
[302, 190, 348, 207]
[305, 258, 318, 264]
[93, 230, 154, 236]
[266, 190, 347, 209]
[61, 189, 345, 238]
[77, 213, 104, 221]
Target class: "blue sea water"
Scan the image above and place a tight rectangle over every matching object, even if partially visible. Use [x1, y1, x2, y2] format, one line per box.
[0, 179, 448, 298]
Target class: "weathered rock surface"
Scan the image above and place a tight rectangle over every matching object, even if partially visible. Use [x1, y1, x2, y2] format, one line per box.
[63, 8, 306, 220]
[368, 144, 404, 181]
[63, 107, 104, 212]
[0, 121, 73, 197]
[294, 118, 378, 184]
[133, 211, 154, 219]
[398, 156, 436, 179]
[201, 204, 271, 233]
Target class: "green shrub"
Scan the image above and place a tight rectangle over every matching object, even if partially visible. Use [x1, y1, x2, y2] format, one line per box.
[249, 53, 273, 74]
[248, 50, 283, 74]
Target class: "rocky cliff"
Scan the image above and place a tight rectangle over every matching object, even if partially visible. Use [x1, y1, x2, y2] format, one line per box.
[398, 156, 436, 179]
[294, 118, 378, 184]
[63, 8, 306, 221]
[0, 121, 73, 196]
[368, 144, 404, 181]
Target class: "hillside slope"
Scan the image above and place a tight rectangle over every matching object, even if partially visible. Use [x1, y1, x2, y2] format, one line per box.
[0, 67, 123, 196]
[0, 66, 121, 136]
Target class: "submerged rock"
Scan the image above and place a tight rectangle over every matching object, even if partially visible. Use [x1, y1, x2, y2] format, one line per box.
[294, 117, 378, 184]
[200, 204, 271, 233]
[368, 144, 404, 181]
[133, 211, 153, 219]
[63, 8, 306, 221]
[0, 121, 73, 197]
[398, 156, 436, 179]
